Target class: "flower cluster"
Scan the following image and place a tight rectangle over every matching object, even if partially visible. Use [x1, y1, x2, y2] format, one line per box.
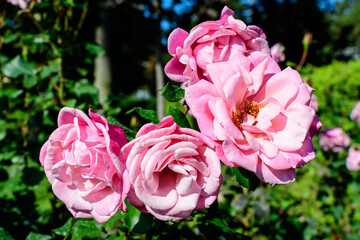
[319, 128, 350, 152]
[39, 6, 321, 222]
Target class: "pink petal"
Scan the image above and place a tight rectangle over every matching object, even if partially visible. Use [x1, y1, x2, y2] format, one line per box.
[256, 161, 295, 185]
[167, 28, 189, 55]
[253, 68, 300, 108]
[208, 97, 244, 140]
[220, 6, 234, 23]
[221, 138, 258, 171]
[164, 58, 187, 82]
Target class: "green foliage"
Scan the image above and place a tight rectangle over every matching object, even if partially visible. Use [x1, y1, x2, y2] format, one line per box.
[167, 106, 191, 128]
[232, 167, 260, 191]
[126, 107, 159, 124]
[159, 82, 185, 102]
[1, 0, 360, 239]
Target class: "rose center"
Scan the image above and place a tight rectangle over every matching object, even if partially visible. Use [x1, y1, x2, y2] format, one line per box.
[232, 100, 260, 127]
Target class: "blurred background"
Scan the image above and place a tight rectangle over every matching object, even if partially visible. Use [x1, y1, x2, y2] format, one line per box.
[1, 0, 360, 239]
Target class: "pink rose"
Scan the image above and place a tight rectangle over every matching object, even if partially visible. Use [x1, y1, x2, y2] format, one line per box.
[185, 54, 321, 185]
[7, 0, 40, 9]
[319, 128, 351, 152]
[346, 145, 360, 171]
[270, 43, 285, 63]
[165, 6, 270, 86]
[122, 116, 222, 221]
[39, 107, 130, 223]
[350, 101, 360, 125]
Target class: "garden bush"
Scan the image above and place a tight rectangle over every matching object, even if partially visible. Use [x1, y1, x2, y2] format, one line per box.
[1, 1, 360, 240]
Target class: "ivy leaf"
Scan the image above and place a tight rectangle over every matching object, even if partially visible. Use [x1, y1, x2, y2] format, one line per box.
[232, 167, 259, 191]
[159, 82, 184, 102]
[1, 55, 36, 78]
[126, 107, 159, 124]
[167, 106, 191, 128]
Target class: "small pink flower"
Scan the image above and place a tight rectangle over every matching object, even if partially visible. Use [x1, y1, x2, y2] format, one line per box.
[309, 94, 318, 112]
[6, 0, 40, 9]
[122, 116, 222, 221]
[270, 43, 285, 63]
[350, 101, 360, 125]
[346, 145, 360, 171]
[319, 128, 351, 152]
[165, 6, 270, 86]
[185, 54, 321, 185]
[39, 107, 130, 223]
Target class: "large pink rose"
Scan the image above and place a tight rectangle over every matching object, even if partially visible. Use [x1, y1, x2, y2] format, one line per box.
[122, 116, 222, 221]
[346, 145, 360, 171]
[185, 54, 321, 185]
[319, 128, 351, 152]
[39, 107, 130, 223]
[165, 6, 269, 86]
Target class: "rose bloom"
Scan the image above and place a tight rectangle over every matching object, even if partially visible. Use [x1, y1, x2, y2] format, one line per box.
[165, 6, 269, 86]
[350, 101, 360, 125]
[346, 145, 360, 171]
[185, 54, 321, 185]
[39, 107, 130, 223]
[7, 0, 41, 9]
[122, 116, 222, 221]
[270, 43, 285, 63]
[319, 128, 351, 152]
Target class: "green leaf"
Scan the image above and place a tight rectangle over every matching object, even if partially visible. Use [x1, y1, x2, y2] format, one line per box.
[1, 55, 36, 78]
[8, 110, 27, 120]
[4, 33, 18, 44]
[40, 65, 58, 79]
[74, 79, 99, 98]
[0, 89, 23, 99]
[0, 227, 14, 240]
[232, 167, 259, 191]
[53, 218, 72, 237]
[25, 232, 51, 240]
[22, 167, 44, 186]
[0, 131, 6, 141]
[124, 202, 142, 231]
[107, 116, 137, 140]
[23, 75, 37, 89]
[167, 107, 191, 128]
[208, 218, 236, 235]
[126, 107, 159, 124]
[159, 82, 184, 102]
[85, 43, 105, 57]
[133, 213, 153, 233]
[71, 219, 102, 240]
